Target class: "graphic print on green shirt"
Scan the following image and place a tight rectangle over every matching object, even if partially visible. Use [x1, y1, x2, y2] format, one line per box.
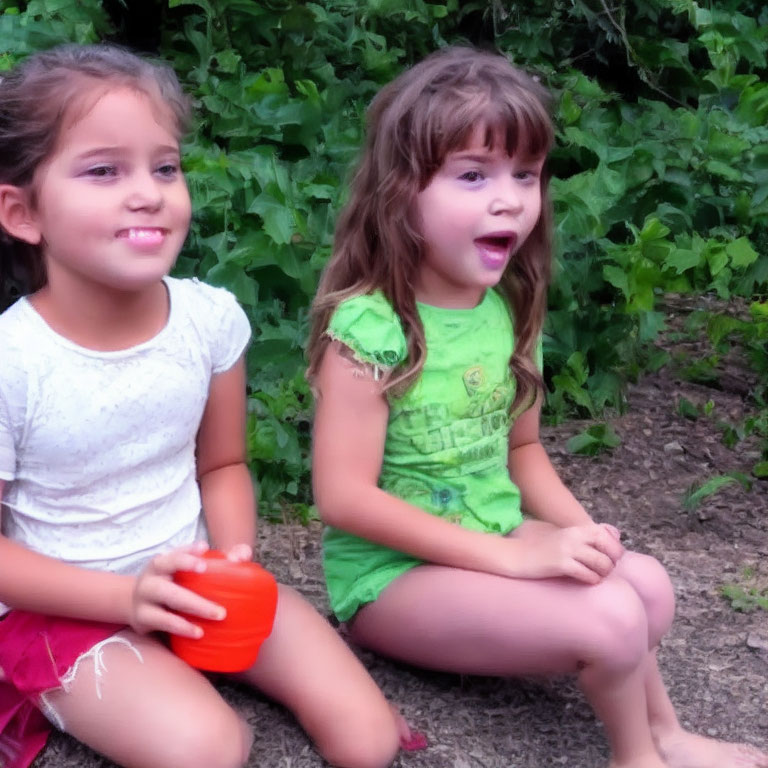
[323, 289, 540, 621]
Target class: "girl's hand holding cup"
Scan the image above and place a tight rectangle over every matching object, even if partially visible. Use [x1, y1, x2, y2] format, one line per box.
[169, 548, 278, 673]
[130, 541, 224, 638]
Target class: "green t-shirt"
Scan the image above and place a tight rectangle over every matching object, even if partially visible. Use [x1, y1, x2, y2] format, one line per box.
[323, 289, 539, 621]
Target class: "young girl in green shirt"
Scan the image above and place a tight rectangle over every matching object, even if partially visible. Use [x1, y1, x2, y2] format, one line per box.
[307, 46, 768, 768]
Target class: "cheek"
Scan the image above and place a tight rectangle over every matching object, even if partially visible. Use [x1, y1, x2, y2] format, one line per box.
[526, 195, 543, 229]
[174, 187, 193, 225]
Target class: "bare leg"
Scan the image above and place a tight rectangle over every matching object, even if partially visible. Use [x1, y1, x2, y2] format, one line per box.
[643, 650, 768, 768]
[611, 554, 768, 768]
[237, 584, 399, 768]
[350, 564, 665, 768]
[42, 632, 252, 768]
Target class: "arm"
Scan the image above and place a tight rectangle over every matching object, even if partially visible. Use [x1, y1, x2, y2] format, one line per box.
[313, 345, 617, 583]
[0, 483, 226, 638]
[195, 356, 256, 560]
[507, 398, 594, 528]
[0, 479, 137, 621]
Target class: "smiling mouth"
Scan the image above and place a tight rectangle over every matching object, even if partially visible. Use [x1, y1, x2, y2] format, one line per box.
[116, 228, 168, 248]
[117, 227, 166, 239]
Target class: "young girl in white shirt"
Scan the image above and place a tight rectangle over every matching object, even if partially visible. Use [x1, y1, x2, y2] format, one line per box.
[0, 43, 400, 768]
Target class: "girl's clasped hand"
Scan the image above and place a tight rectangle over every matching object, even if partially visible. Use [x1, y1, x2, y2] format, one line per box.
[506, 522, 624, 584]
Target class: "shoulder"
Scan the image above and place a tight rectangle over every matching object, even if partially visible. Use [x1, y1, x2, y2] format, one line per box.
[327, 291, 407, 368]
[0, 299, 34, 360]
[167, 277, 251, 373]
[0, 301, 33, 423]
[168, 276, 242, 315]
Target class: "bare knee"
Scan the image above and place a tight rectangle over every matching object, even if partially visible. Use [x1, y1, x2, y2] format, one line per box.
[316, 706, 399, 768]
[170, 710, 252, 768]
[616, 552, 676, 646]
[582, 578, 649, 672]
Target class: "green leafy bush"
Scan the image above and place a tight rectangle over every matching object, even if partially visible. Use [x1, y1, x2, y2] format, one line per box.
[3, 0, 766, 513]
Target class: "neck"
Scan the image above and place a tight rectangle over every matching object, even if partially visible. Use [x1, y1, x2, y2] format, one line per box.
[29, 276, 170, 351]
[414, 284, 486, 309]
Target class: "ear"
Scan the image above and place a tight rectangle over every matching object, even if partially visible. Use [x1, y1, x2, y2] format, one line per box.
[0, 184, 42, 245]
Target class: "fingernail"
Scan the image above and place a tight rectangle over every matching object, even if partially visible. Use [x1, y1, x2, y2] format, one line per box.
[214, 608, 226, 620]
[195, 627, 204, 639]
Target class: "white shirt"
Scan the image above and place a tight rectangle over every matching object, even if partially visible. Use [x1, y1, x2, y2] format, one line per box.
[0, 277, 251, 600]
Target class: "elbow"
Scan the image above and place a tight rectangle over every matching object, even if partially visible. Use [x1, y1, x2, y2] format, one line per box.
[313, 478, 368, 529]
[313, 486, 345, 528]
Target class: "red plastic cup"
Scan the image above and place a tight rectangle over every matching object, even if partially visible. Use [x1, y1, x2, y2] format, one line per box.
[170, 550, 278, 673]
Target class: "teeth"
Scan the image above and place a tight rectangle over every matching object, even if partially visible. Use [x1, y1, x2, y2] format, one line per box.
[129, 228, 161, 239]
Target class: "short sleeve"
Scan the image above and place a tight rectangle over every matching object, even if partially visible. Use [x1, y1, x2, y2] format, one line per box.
[210, 292, 251, 374]
[181, 279, 252, 374]
[326, 293, 407, 369]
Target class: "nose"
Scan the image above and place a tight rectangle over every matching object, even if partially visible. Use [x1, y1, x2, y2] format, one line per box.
[125, 170, 164, 212]
[489, 177, 523, 216]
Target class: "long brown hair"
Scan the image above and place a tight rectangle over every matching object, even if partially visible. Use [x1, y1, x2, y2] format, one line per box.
[0, 43, 190, 312]
[306, 46, 554, 413]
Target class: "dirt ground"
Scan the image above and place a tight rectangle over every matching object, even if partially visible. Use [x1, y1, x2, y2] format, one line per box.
[34, 307, 768, 768]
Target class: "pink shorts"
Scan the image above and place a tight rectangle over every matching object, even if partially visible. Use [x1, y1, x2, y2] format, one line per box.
[0, 611, 125, 768]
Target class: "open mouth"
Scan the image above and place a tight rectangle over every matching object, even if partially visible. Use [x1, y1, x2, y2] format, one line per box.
[475, 233, 517, 252]
[475, 232, 517, 268]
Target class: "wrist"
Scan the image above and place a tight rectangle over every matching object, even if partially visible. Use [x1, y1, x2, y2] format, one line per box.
[113, 574, 137, 626]
[481, 533, 527, 579]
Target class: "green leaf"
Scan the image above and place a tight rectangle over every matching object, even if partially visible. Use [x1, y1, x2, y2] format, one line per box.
[567, 423, 621, 456]
[603, 265, 630, 301]
[639, 217, 670, 242]
[725, 237, 758, 269]
[205, 262, 258, 306]
[559, 91, 582, 125]
[677, 397, 699, 420]
[248, 193, 295, 245]
[664, 248, 701, 274]
[683, 474, 750, 510]
[704, 160, 741, 181]
[706, 245, 728, 276]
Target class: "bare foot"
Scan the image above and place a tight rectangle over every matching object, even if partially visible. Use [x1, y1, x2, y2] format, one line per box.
[607, 755, 667, 768]
[388, 703, 428, 751]
[657, 731, 768, 768]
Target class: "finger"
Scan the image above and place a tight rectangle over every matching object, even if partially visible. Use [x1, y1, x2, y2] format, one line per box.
[139, 579, 226, 621]
[591, 528, 624, 563]
[136, 604, 204, 638]
[601, 523, 622, 541]
[225, 543, 253, 562]
[577, 548, 615, 578]
[146, 545, 209, 577]
[563, 560, 603, 585]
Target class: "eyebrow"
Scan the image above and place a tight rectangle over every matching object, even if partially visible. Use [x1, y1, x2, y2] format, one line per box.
[74, 145, 181, 161]
[447, 152, 492, 163]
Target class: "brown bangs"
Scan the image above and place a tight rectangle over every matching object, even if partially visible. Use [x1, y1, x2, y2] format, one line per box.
[415, 71, 554, 187]
[481, 97, 554, 160]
